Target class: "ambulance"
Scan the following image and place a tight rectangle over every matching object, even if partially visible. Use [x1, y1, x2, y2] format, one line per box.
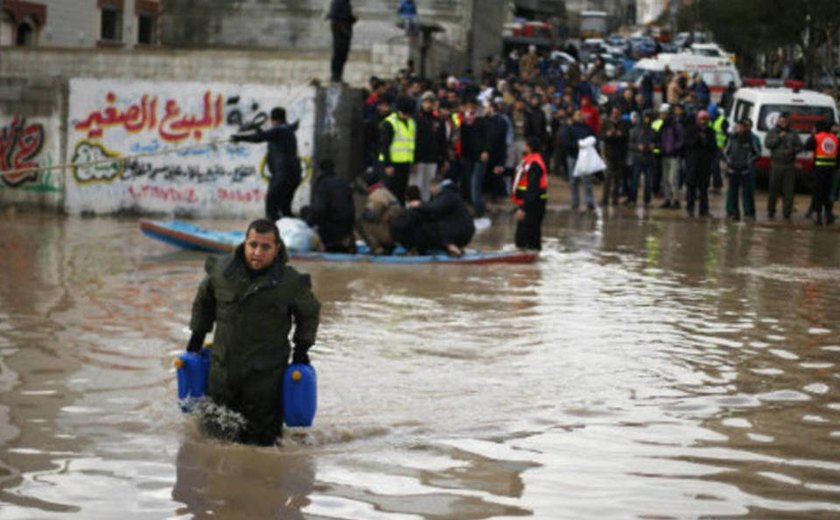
[726, 81, 839, 183]
[601, 53, 741, 104]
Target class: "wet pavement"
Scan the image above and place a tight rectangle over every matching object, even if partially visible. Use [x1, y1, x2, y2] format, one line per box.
[0, 202, 839, 519]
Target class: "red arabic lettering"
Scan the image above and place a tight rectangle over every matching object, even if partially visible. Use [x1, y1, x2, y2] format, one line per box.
[75, 91, 223, 143]
[0, 115, 45, 187]
[128, 184, 199, 204]
[217, 187, 266, 203]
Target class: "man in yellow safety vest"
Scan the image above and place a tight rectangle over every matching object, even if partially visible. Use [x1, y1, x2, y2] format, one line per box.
[378, 96, 417, 205]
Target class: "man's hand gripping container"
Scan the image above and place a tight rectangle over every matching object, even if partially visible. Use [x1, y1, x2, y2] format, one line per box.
[283, 364, 317, 427]
[174, 347, 211, 413]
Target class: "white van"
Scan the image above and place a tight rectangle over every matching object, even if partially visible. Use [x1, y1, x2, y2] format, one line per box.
[602, 53, 741, 104]
[726, 85, 839, 178]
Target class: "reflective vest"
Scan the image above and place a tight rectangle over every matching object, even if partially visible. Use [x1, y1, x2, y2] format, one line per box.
[711, 115, 727, 149]
[512, 152, 548, 206]
[451, 112, 463, 157]
[651, 118, 664, 155]
[379, 112, 416, 164]
[815, 132, 838, 167]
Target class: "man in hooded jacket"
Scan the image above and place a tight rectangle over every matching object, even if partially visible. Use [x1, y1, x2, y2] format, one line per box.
[307, 159, 356, 252]
[187, 219, 320, 446]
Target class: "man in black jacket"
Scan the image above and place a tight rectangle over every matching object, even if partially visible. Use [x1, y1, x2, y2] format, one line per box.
[683, 110, 718, 217]
[513, 137, 547, 250]
[407, 178, 476, 256]
[328, 0, 356, 83]
[474, 99, 509, 216]
[233, 107, 301, 221]
[307, 159, 356, 252]
[413, 91, 440, 200]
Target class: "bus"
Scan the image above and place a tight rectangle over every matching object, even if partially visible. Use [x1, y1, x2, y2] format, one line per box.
[580, 11, 607, 39]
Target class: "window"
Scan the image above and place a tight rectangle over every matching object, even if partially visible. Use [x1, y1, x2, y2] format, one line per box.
[100, 6, 122, 41]
[732, 100, 753, 123]
[15, 20, 32, 45]
[137, 12, 155, 45]
[757, 104, 835, 133]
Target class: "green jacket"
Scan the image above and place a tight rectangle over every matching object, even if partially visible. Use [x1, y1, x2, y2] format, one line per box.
[190, 244, 320, 388]
[765, 125, 802, 167]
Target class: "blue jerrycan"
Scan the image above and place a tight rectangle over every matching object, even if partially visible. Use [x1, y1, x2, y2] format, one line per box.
[283, 364, 317, 427]
[174, 347, 211, 413]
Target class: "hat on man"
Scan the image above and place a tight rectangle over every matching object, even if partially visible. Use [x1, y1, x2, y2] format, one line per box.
[659, 103, 670, 113]
[396, 95, 416, 114]
[420, 91, 437, 102]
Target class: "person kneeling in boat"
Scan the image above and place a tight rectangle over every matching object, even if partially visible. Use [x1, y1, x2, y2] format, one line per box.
[359, 170, 404, 255]
[306, 159, 357, 253]
[403, 178, 476, 257]
[187, 218, 320, 446]
[513, 136, 548, 251]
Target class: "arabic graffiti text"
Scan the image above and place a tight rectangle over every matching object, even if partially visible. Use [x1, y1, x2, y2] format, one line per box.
[1, 115, 46, 187]
[74, 91, 224, 143]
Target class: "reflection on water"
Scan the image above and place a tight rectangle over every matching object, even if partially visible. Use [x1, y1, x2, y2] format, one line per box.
[0, 213, 838, 519]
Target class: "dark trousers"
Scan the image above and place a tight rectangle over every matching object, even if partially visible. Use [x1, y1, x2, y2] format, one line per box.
[384, 163, 411, 206]
[330, 22, 352, 82]
[205, 363, 287, 446]
[601, 160, 622, 205]
[515, 202, 546, 250]
[811, 166, 836, 222]
[711, 149, 723, 189]
[652, 155, 663, 196]
[685, 177, 710, 216]
[767, 164, 796, 218]
[726, 169, 755, 218]
[266, 175, 300, 222]
[630, 156, 653, 204]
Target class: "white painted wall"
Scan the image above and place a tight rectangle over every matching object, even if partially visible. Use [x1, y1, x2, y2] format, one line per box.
[66, 79, 317, 217]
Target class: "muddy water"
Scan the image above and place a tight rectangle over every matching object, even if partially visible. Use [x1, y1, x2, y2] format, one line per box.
[0, 212, 838, 519]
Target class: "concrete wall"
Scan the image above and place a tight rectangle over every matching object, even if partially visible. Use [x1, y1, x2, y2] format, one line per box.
[0, 46, 410, 87]
[0, 47, 376, 215]
[163, 0, 470, 53]
[0, 76, 64, 210]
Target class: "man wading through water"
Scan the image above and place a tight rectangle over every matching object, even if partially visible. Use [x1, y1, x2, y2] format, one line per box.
[186, 219, 320, 445]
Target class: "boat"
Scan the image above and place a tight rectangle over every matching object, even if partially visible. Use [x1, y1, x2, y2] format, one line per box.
[139, 219, 538, 265]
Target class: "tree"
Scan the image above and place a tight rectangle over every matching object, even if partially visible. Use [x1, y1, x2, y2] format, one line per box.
[695, 0, 840, 86]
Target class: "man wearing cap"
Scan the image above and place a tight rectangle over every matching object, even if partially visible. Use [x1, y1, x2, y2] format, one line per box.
[765, 112, 802, 220]
[378, 96, 417, 205]
[413, 91, 440, 201]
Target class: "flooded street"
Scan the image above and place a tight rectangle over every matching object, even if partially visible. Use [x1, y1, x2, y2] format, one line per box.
[1, 211, 839, 519]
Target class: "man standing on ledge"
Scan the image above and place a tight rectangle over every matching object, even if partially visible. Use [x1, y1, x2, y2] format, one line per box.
[233, 107, 302, 222]
[187, 219, 320, 445]
[328, 0, 357, 83]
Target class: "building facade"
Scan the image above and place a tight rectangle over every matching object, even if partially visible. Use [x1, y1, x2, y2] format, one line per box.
[0, 0, 161, 48]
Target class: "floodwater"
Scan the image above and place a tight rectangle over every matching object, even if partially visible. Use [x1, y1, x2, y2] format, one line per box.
[0, 210, 839, 519]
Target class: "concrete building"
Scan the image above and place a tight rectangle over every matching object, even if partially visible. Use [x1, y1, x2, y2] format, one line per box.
[0, 0, 161, 48]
